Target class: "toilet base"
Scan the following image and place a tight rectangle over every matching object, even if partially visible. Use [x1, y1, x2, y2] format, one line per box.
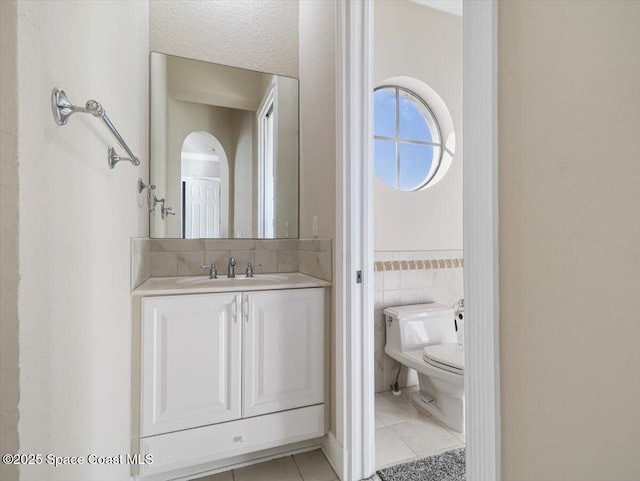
[383, 346, 464, 433]
[412, 375, 464, 433]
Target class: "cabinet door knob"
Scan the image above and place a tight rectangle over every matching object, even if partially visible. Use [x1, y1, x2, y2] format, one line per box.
[233, 435, 244, 443]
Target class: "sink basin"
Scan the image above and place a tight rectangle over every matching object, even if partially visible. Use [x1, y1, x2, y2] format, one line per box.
[133, 272, 331, 295]
[234, 274, 289, 281]
[175, 274, 289, 286]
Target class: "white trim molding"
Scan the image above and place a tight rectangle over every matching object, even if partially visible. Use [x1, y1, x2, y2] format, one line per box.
[256, 82, 278, 238]
[335, 0, 375, 480]
[463, 1, 501, 480]
[322, 432, 346, 480]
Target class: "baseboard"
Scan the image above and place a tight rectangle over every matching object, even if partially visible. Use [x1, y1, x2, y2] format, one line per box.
[138, 438, 322, 481]
[322, 432, 345, 481]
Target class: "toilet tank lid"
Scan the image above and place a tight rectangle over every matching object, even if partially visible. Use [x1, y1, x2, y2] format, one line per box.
[383, 302, 453, 320]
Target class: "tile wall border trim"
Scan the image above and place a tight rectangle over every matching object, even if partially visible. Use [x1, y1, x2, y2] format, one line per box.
[373, 258, 464, 272]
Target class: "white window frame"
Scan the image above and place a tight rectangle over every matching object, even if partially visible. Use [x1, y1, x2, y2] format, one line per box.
[329, 2, 501, 480]
[373, 86, 443, 191]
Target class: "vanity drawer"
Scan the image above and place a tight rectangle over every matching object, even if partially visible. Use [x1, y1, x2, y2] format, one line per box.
[139, 404, 324, 477]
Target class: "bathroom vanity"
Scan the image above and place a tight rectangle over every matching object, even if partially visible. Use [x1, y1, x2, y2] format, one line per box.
[130, 273, 330, 480]
[134, 49, 331, 480]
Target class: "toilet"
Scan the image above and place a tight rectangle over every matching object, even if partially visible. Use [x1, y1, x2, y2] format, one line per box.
[384, 302, 464, 432]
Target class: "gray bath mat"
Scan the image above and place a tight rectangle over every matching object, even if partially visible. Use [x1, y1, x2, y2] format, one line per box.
[377, 447, 465, 481]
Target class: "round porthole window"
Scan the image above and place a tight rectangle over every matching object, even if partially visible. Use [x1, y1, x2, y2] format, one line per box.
[374, 82, 455, 191]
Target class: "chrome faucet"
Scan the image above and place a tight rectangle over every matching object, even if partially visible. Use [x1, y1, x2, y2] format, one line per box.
[245, 263, 262, 278]
[228, 257, 237, 278]
[200, 263, 217, 279]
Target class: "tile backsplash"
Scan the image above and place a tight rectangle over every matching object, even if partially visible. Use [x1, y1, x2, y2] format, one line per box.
[374, 250, 464, 393]
[131, 238, 151, 289]
[131, 238, 332, 289]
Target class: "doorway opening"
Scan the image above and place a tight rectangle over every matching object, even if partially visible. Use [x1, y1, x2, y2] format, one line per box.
[180, 131, 230, 238]
[371, 1, 464, 475]
[333, 1, 500, 480]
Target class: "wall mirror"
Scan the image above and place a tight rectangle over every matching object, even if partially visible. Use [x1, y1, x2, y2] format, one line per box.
[149, 52, 299, 239]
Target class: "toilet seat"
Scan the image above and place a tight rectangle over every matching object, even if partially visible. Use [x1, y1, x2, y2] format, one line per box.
[423, 343, 464, 374]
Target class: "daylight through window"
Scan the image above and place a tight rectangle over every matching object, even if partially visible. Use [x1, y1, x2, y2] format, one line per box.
[374, 86, 451, 191]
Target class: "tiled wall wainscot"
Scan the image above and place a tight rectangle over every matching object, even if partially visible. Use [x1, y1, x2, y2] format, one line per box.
[374, 250, 464, 393]
[131, 238, 332, 289]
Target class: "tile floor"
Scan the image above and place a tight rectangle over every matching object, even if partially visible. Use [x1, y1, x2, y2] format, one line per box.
[193, 387, 464, 480]
[192, 449, 338, 481]
[374, 387, 465, 469]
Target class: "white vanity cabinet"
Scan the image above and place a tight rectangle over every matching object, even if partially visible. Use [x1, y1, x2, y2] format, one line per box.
[141, 292, 242, 437]
[243, 289, 325, 417]
[135, 285, 326, 480]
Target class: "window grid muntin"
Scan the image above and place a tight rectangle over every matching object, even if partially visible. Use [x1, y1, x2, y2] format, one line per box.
[374, 86, 444, 191]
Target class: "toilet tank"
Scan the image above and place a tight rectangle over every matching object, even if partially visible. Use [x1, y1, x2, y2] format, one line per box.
[384, 303, 456, 352]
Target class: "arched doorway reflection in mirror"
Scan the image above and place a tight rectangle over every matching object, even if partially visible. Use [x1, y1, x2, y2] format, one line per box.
[180, 131, 230, 238]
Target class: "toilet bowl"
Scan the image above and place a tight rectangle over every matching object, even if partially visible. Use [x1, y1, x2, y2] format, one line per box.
[384, 303, 464, 432]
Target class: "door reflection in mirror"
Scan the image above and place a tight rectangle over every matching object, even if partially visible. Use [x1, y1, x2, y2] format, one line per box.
[181, 131, 228, 238]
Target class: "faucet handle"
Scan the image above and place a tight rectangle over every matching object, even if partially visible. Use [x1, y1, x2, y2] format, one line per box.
[200, 264, 217, 279]
[161, 205, 175, 219]
[245, 263, 262, 277]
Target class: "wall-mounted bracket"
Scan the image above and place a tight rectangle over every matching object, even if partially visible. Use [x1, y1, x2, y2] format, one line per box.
[51, 87, 141, 169]
[137, 178, 156, 194]
[51, 88, 75, 126]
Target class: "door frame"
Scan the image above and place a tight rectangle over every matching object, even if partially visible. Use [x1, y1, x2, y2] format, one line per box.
[334, 2, 500, 480]
[257, 81, 278, 238]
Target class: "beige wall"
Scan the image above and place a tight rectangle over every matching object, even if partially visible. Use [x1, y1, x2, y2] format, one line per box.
[16, 2, 149, 480]
[275, 76, 300, 239]
[298, 1, 336, 242]
[149, 52, 168, 237]
[299, 0, 337, 435]
[374, 1, 462, 251]
[232, 109, 254, 238]
[0, 1, 19, 480]
[499, 1, 640, 480]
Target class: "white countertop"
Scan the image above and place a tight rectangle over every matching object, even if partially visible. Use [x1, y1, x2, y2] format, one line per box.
[132, 272, 331, 296]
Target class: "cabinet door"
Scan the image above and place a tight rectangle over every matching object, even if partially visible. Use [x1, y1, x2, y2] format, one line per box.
[243, 288, 324, 417]
[142, 293, 241, 437]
